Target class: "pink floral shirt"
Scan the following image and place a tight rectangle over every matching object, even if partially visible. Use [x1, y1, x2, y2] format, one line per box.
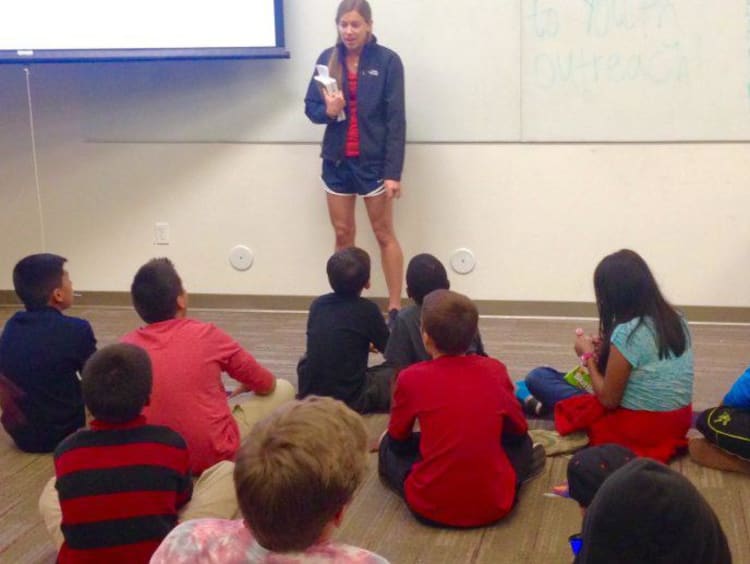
[150, 519, 389, 564]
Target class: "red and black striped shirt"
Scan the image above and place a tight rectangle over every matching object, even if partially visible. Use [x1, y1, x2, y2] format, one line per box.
[54, 416, 192, 563]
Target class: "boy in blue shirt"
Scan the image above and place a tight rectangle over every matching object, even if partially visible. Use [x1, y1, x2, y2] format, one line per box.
[0, 254, 96, 452]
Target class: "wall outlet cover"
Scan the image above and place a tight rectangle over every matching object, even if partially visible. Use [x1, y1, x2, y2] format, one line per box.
[229, 245, 254, 271]
[450, 248, 476, 275]
[154, 222, 169, 245]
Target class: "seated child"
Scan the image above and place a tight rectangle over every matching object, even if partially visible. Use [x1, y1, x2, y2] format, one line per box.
[150, 396, 389, 563]
[384, 253, 486, 370]
[297, 247, 391, 413]
[524, 250, 693, 462]
[0, 253, 96, 452]
[565, 444, 636, 556]
[567, 444, 636, 511]
[576, 458, 730, 563]
[121, 258, 295, 474]
[689, 365, 750, 474]
[39, 343, 193, 563]
[379, 289, 543, 528]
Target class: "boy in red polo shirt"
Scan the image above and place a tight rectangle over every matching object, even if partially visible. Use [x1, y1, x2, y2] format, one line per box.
[121, 258, 295, 475]
[379, 289, 543, 527]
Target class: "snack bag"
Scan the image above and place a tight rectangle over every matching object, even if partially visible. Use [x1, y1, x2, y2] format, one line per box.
[563, 365, 593, 393]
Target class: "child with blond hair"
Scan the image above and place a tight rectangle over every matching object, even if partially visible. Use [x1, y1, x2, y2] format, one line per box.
[151, 396, 388, 563]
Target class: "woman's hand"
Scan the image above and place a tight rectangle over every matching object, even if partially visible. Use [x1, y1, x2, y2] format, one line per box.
[323, 89, 345, 119]
[384, 179, 401, 199]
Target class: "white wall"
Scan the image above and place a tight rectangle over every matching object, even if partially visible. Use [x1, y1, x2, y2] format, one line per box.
[3, 135, 750, 307]
[2, 0, 750, 308]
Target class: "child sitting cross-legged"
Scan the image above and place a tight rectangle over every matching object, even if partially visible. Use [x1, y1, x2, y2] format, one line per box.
[151, 396, 389, 563]
[0, 253, 96, 452]
[38, 343, 193, 563]
[379, 289, 544, 528]
[524, 249, 694, 463]
[298, 247, 391, 413]
[689, 365, 750, 474]
[122, 258, 295, 476]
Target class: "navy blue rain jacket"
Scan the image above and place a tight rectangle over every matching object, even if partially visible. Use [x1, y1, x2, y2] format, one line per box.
[304, 37, 406, 181]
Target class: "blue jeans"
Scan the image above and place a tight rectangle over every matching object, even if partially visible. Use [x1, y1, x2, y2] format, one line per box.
[525, 366, 587, 409]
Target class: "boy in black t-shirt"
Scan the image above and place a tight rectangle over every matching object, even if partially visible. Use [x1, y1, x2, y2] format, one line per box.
[298, 247, 390, 413]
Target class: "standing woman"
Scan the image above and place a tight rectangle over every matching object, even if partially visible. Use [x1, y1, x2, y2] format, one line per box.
[305, 0, 405, 324]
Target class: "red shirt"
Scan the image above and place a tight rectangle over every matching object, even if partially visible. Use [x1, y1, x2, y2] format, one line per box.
[388, 355, 528, 527]
[122, 318, 275, 474]
[345, 69, 360, 157]
[55, 416, 192, 564]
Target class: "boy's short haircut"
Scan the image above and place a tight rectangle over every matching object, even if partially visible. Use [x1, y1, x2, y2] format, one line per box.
[13, 253, 67, 310]
[406, 254, 450, 305]
[131, 258, 184, 323]
[81, 343, 152, 424]
[567, 444, 636, 508]
[233, 396, 368, 552]
[421, 289, 478, 356]
[326, 247, 370, 297]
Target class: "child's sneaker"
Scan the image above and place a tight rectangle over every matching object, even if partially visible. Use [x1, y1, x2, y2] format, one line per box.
[515, 381, 546, 417]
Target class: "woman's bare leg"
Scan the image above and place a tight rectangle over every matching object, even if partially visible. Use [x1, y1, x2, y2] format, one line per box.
[364, 193, 403, 311]
[326, 193, 357, 250]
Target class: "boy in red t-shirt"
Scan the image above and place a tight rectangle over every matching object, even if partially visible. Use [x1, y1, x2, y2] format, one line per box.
[379, 289, 544, 527]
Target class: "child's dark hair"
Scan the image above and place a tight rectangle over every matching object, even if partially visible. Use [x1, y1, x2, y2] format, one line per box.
[593, 249, 687, 373]
[13, 253, 67, 310]
[421, 289, 478, 355]
[131, 258, 184, 323]
[81, 343, 152, 423]
[406, 254, 450, 305]
[326, 247, 370, 297]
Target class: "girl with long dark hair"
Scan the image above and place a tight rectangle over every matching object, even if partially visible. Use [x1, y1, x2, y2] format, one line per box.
[524, 249, 694, 461]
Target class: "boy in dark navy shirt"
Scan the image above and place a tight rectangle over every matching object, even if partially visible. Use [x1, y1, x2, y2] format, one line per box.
[298, 247, 390, 413]
[0, 254, 96, 452]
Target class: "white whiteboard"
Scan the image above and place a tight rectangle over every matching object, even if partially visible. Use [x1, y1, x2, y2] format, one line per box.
[75, 0, 522, 143]
[0, 0, 278, 50]
[521, 0, 750, 141]
[8, 0, 750, 142]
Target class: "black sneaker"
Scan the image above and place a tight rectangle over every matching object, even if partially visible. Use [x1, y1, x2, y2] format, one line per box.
[523, 396, 547, 417]
[387, 308, 399, 332]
